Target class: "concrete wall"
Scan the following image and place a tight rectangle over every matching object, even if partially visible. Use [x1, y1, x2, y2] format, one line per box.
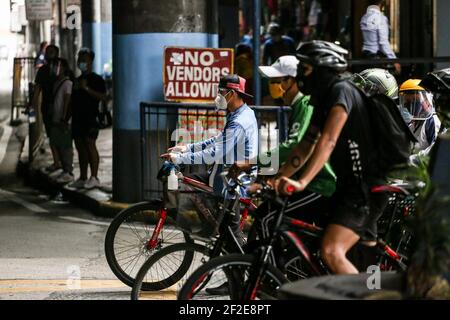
[435, 0, 450, 69]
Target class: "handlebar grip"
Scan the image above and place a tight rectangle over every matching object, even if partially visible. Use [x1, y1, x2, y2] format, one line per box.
[286, 185, 296, 194]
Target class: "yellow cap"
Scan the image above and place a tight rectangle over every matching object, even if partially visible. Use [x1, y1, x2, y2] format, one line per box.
[399, 79, 425, 92]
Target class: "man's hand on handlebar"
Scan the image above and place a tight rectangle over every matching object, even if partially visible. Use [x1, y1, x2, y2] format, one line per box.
[167, 144, 188, 153]
[228, 160, 253, 179]
[274, 177, 305, 196]
[247, 182, 263, 195]
[160, 152, 178, 163]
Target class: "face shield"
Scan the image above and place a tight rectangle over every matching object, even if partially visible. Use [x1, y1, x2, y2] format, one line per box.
[399, 90, 434, 122]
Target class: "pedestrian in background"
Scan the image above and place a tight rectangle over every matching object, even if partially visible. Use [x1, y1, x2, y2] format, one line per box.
[360, 0, 401, 74]
[35, 41, 48, 69]
[32, 44, 63, 174]
[49, 58, 74, 184]
[262, 22, 296, 66]
[69, 48, 106, 190]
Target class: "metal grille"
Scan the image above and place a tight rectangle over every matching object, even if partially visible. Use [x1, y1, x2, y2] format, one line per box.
[140, 102, 290, 200]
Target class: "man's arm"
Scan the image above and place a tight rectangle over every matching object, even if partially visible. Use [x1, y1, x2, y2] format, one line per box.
[272, 123, 320, 180]
[296, 106, 348, 186]
[176, 123, 245, 166]
[260, 99, 313, 166]
[276, 106, 348, 194]
[187, 136, 217, 152]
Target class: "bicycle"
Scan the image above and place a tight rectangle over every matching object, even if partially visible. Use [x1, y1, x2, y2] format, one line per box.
[105, 162, 252, 289]
[177, 181, 420, 300]
[130, 172, 258, 300]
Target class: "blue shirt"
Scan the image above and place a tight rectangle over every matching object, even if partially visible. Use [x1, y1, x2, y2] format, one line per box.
[360, 5, 397, 59]
[175, 104, 258, 194]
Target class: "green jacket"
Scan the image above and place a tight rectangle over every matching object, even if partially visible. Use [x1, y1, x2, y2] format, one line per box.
[259, 94, 337, 197]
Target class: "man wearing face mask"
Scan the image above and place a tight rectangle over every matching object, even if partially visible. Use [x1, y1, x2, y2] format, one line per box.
[229, 55, 336, 235]
[161, 74, 258, 241]
[69, 48, 107, 190]
[32, 44, 62, 174]
[398, 79, 442, 165]
[273, 41, 389, 275]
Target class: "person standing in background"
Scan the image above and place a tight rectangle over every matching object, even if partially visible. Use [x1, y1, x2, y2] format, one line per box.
[50, 58, 74, 184]
[69, 48, 106, 190]
[360, 0, 401, 74]
[32, 45, 63, 174]
[35, 41, 48, 69]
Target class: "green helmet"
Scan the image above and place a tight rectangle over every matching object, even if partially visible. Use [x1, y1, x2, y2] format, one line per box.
[351, 68, 398, 99]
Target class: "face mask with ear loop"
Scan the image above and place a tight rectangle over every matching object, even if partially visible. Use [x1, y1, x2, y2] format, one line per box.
[269, 78, 294, 100]
[215, 90, 233, 110]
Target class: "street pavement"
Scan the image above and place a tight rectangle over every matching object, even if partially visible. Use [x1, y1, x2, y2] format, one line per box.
[0, 89, 127, 300]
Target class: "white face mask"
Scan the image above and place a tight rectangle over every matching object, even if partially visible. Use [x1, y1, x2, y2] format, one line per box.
[214, 91, 232, 110]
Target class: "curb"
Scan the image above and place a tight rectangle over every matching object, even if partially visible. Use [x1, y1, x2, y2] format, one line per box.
[22, 164, 126, 218]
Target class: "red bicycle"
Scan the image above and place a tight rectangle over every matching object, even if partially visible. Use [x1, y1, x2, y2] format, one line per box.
[105, 163, 255, 290]
[177, 180, 419, 300]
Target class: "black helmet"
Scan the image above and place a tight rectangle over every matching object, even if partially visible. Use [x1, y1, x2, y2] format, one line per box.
[420, 68, 450, 94]
[296, 40, 348, 72]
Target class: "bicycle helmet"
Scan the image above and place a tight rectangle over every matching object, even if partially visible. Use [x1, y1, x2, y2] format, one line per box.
[420, 68, 450, 94]
[351, 68, 398, 99]
[296, 40, 348, 72]
[399, 79, 435, 122]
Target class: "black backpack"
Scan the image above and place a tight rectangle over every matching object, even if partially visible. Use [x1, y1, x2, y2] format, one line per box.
[350, 82, 417, 175]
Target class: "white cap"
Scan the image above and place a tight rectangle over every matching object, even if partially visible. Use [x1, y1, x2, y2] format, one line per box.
[258, 55, 300, 78]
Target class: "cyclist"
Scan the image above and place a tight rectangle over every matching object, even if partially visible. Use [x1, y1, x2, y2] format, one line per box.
[161, 74, 258, 243]
[229, 55, 336, 234]
[272, 40, 389, 274]
[420, 68, 450, 118]
[351, 68, 398, 100]
[398, 79, 443, 165]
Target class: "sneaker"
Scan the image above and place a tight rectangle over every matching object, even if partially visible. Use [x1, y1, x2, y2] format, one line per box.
[44, 164, 62, 174]
[68, 178, 87, 189]
[48, 168, 64, 178]
[56, 172, 74, 184]
[84, 177, 100, 190]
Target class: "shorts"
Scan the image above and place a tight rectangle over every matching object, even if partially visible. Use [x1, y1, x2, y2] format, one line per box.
[72, 124, 99, 140]
[328, 187, 389, 241]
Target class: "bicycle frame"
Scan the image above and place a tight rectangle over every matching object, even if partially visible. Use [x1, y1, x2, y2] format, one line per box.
[240, 185, 411, 299]
[145, 175, 256, 251]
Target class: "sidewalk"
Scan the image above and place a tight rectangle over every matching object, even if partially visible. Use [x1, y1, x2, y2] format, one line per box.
[22, 127, 129, 217]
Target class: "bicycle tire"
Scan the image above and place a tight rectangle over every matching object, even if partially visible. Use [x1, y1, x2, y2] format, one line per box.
[131, 242, 210, 299]
[105, 200, 190, 289]
[178, 254, 287, 300]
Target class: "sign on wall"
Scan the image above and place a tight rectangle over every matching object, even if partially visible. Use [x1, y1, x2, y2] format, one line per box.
[163, 47, 234, 102]
[25, 0, 53, 21]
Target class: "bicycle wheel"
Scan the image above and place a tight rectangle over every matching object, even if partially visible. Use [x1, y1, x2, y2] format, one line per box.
[105, 200, 190, 289]
[178, 254, 287, 300]
[131, 242, 210, 300]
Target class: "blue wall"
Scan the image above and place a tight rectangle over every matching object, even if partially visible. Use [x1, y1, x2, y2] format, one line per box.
[82, 22, 112, 75]
[113, 32, 219, 131]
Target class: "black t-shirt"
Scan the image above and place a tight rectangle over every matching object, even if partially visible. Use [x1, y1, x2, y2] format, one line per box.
[71, 73, 106, 127]
[310, 79, 379, 191]
[35, 64, 57, 116]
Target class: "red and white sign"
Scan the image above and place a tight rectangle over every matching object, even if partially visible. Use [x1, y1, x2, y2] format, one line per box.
[163, 47, 234, 102]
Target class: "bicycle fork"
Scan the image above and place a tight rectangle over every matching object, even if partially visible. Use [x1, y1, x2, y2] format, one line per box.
[146, 208, 168, 250]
